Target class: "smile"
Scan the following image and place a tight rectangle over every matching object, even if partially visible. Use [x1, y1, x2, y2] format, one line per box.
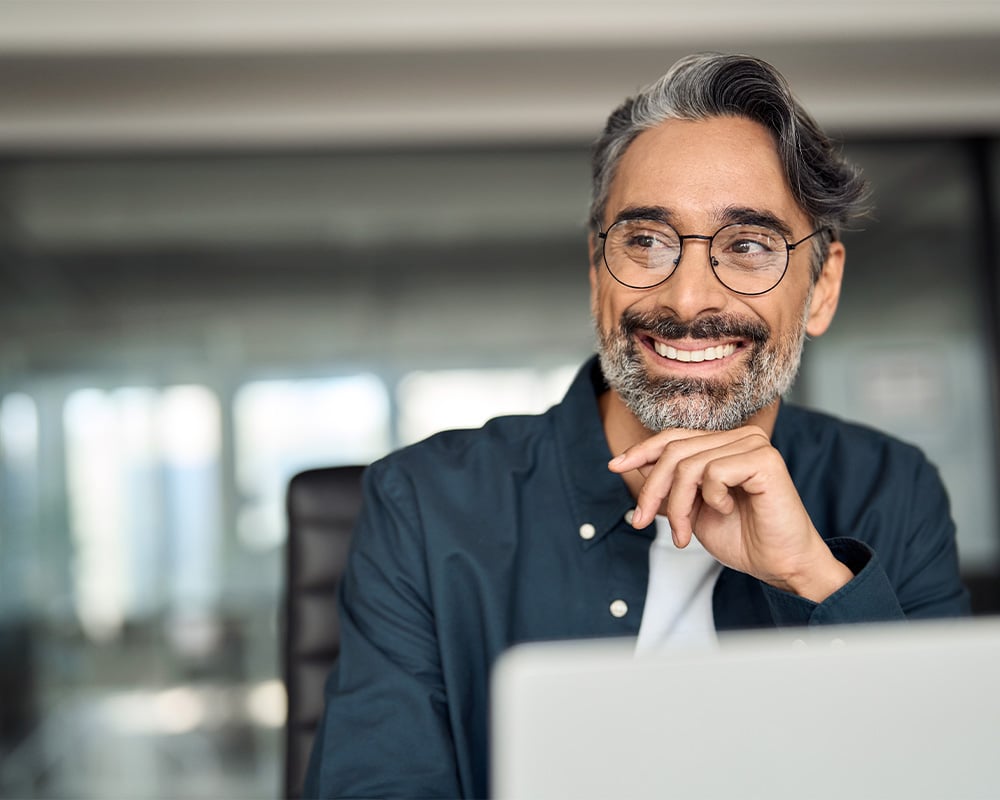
[651, 341, 738, 363]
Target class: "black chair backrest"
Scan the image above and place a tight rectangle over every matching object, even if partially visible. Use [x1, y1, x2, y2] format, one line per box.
[283, 465, 365, 800]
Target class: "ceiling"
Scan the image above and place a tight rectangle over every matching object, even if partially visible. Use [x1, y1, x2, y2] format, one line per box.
[1, 0, 999, 153]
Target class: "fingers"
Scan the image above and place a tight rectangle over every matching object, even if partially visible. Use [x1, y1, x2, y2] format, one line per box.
[659, 444, 765, 543]
[608, 426, 827, 592]
[670, 495, 704, 549]
[615, 427, 771, 533]
[608, 425, 768, 474]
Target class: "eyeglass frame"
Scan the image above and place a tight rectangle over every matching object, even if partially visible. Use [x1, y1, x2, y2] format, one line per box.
[596, 217, 828, 296]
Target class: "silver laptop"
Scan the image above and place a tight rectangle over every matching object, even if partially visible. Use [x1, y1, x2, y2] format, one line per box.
[491, 617, 1000, 799]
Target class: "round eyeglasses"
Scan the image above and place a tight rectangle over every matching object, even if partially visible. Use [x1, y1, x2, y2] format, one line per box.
[598, 218, 825, 296]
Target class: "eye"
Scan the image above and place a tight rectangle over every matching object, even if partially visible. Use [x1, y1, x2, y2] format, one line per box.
[730, 238, 769, 255]
[628, 232, 666, 249]
[717, 226, 782, 257]
[616, 220, 678, 251]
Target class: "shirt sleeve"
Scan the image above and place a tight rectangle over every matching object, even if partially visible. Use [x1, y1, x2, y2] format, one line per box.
[303, 461, 464, 799]
[760, 456, 970, 627]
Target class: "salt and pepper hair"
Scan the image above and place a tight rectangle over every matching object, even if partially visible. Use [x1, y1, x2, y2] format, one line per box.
[590, 53, 870, 279]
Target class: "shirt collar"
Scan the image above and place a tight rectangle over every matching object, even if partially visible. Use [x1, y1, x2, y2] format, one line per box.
[552, 356, 655, 548]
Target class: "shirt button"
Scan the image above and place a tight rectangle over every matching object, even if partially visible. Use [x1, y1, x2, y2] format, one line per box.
[609, 599, 628, 618]
[624, 509, 635, 525]
[579, 523, 596, 541]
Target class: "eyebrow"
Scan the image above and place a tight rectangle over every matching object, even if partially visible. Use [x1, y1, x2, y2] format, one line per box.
[612, 205, 675, 226]
[610, 204, 795, 240]
[718, 206, 795, 239]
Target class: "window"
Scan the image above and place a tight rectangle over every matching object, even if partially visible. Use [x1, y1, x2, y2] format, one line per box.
[397, 366, 577, 445]
[233, 374, 391, 551]
[63, 385, 222, 639]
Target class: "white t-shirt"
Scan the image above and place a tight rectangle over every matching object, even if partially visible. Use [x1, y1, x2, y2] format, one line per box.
[634, 515, 723, 655]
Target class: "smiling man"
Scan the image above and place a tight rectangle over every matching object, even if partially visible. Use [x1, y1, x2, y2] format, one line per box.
[595, 113, 855, 606]
[305, 54, 969, 799]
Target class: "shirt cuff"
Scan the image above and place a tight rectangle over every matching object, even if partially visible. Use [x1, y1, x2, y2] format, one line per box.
[761, 537, 906, 627]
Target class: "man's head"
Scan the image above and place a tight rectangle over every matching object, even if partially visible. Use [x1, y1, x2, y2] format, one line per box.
[589, 53, 869, 432]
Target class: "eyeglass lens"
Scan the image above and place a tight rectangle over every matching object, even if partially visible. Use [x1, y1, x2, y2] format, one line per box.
[602, 219, 791, 295]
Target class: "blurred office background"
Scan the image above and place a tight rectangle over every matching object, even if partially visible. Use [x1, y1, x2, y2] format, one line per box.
[1, 1, 999, 797]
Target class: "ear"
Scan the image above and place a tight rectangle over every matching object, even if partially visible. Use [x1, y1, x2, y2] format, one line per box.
[805, 240, 845, 337]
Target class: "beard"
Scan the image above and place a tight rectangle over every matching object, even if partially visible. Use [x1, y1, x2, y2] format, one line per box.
[596, 308, 808, 432]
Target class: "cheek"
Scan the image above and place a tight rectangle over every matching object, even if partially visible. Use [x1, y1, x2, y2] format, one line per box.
[592, 283, 630, 336]
[590, 273, 612, 325]
[745, 286, 810, 337]
[768, 305, 810, 343]
[588, 266, 601, 320]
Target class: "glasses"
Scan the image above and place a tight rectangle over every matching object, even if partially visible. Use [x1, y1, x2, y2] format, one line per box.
[598, 218, 825, 296]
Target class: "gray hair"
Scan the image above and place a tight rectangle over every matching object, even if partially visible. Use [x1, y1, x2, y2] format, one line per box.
[590, 53, 869, 278]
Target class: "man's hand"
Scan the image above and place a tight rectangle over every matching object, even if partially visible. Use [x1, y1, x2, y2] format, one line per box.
[608, 426, 853, 603]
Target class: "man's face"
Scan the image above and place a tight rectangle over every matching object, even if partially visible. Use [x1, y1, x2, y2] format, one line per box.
[590, 116, 843, 432]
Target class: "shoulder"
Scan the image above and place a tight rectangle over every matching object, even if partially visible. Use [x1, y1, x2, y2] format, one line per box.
[366, 409, 557, 491]
[353, 409, 568, 573]
[775, 402, 928, 468]
[351, 412, 556, 553]
[775, 403, 958, 564]
[775, 402, 945, 509]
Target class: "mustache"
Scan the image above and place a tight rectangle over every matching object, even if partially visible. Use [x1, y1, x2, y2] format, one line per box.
[619, 310, 770, 345]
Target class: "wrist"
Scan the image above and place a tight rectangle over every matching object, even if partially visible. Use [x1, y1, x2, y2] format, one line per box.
[777, 547, 854, 603]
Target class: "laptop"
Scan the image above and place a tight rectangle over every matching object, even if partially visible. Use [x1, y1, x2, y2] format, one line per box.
[491, 617, 1000, 799]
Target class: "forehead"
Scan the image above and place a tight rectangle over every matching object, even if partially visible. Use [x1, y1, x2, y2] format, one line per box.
[605, 116, 809, 231]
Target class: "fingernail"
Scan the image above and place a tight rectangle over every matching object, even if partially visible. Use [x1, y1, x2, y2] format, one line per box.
[608, 454, 626, 467]
[630, 507, 643, 527]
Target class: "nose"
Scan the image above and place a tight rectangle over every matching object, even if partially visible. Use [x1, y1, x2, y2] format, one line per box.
[651, 238, 728, 320]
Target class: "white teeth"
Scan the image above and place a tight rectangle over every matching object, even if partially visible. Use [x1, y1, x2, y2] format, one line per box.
[653, 341, 737, 363]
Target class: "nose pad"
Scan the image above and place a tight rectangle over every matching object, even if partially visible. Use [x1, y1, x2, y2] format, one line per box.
[670, 239, 714, 277]
[654, 239, 727, 316]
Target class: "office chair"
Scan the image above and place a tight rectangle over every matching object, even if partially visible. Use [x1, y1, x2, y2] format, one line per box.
[283, 465, 365, 800]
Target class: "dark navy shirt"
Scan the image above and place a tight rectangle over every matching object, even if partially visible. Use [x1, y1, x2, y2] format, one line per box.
[306, 357, 968, 799]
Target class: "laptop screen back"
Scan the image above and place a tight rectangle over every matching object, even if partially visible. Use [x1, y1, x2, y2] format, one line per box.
[490, 618, 1000, 799]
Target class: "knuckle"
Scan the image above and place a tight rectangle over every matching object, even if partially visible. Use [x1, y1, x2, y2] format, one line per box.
[674, 456, 702, 481]
[635, 484, 656, 507]
[760, 443, 786, 466]
[742, 424, 770, 443]
[637, 477, 668, 507]
[701, 460, 725, 484]
[660, 437, 687, 461]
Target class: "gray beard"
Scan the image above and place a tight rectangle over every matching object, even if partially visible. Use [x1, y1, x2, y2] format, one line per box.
[595, 310, 808, 432]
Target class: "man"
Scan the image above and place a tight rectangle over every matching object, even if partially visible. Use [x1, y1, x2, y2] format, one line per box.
[305, 53, 968, 798]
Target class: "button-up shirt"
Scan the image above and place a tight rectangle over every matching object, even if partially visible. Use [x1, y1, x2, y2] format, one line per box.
[305, 357, 969, 799]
